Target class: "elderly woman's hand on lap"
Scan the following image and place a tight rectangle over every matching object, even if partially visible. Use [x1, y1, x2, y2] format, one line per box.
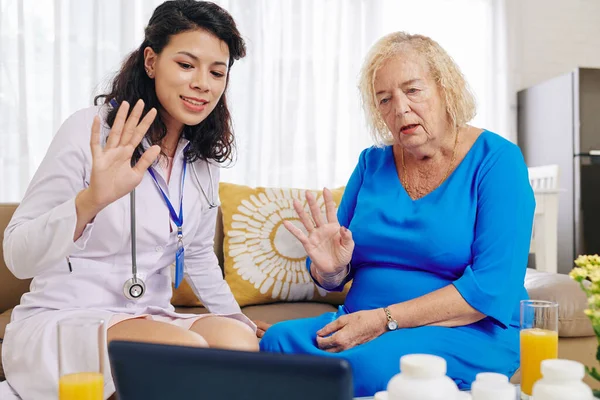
[316, 309, 387, 352]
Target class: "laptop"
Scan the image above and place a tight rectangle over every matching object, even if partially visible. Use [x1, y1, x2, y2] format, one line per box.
[108, 340, 354, 400]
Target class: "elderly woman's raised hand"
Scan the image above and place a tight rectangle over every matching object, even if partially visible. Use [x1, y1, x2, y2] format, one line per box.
[283, 188, 354, 277]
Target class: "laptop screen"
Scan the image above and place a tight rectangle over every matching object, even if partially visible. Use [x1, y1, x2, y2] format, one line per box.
[109, 340, 354, 400]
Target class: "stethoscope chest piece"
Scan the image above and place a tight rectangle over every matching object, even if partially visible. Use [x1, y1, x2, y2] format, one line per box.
[123, 276, 146, 300]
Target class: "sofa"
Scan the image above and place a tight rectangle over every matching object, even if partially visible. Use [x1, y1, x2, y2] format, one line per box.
[0, 202, 598, 389]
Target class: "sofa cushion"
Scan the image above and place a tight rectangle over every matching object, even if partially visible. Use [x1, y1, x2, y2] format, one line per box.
[525, 268, 594, 337]
[241, 302, 338, 324]
[0, 204, 33, 315]
[173, 306, 210, 315]
[0, 343, 3, 381]
[0, 309, 11, 381]
[175, 302, 338, 325]
[0, 309, 10, 341]
[219, 183, 350, 307]
[171, 279, 204, 307]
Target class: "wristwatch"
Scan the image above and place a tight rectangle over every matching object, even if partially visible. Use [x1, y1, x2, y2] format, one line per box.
[383, 307, 398, 331]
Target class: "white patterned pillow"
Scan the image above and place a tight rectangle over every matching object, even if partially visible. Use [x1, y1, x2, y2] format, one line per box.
[220, 182, 349, 307]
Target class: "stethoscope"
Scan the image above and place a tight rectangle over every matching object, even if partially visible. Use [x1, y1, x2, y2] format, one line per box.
[123, 158, 218, 300]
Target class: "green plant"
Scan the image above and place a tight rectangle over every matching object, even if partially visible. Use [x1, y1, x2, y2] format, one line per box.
[570, 254, 600, 397]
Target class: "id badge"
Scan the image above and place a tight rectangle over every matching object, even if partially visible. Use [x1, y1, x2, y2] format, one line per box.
[175, 245, 185, 288]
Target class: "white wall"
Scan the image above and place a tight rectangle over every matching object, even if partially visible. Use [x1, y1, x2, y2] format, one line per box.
[504, 0, 600, 140]
[507, 0, 600, 91]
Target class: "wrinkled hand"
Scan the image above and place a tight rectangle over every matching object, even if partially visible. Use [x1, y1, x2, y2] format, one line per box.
[87, 99, 160, 209]
[283, 188, 354, 276]
[316, 309, 387, 353]
[254, 320, 272, 339]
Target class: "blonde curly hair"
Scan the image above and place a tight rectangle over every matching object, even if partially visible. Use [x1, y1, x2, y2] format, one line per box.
[359, 32, 476, 146]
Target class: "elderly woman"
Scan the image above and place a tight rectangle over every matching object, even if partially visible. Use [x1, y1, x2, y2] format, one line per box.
[258, 32, 535, 397]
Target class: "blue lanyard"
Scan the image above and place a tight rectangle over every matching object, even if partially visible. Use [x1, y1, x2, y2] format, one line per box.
[147, 155, 188, 288]
[148, 160, 187, 237]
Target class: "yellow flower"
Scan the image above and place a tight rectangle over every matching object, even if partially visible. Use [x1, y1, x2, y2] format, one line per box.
[575, 255, 588, 268]
[570, 267, 589, 282]
[589, 269, 600, 283]
[572, 255, 600, 301]
[588, 294, 600, 308]
[575, 254, 600, 269]
[584, 308, 600, 325]
[572, 255, 600, 381]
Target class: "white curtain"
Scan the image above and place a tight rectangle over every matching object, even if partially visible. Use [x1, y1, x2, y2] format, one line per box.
[0, 0, 506, 202]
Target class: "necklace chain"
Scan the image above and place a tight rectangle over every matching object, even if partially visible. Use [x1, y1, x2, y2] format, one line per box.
[401, 132, 459, 198]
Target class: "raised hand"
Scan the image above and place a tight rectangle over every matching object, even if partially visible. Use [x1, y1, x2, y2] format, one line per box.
[73, 100, 160, 241]
[283, 188, 354, 277]
[87, 100, 160, 209]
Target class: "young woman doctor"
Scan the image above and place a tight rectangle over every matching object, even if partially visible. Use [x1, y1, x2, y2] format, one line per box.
[1, 1, 257, 399]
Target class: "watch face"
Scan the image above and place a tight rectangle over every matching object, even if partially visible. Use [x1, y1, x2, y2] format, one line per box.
[387, 320, 398, 330]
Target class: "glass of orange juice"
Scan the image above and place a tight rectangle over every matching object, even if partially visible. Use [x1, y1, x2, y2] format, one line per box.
[519, 299, 558, 399]
[58, 317, 105, 400]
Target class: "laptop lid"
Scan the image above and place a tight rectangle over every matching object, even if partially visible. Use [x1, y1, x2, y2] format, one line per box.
[108, 340, 354, 400]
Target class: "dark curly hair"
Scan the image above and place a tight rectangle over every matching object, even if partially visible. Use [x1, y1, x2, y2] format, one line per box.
[94, 0, 246, 163]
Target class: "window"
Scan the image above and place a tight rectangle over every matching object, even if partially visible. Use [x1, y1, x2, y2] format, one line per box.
[0, 0, 503, 201]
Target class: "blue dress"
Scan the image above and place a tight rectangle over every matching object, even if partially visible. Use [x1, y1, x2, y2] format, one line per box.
[259, 131, 535, 397]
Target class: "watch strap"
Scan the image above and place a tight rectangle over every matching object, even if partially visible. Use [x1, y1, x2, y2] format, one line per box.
[384, 307, 393, 323]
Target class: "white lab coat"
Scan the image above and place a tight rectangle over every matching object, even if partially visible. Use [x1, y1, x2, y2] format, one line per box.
[1, 106, 252, 400]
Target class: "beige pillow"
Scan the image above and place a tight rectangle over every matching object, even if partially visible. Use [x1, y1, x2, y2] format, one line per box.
[525, 268, 593, 337]
[220, 182, 351, 307]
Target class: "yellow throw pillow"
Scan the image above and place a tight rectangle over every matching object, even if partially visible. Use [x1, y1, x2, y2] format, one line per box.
[171, 278, 203, 307]
[220, 182, 351, 307]
[169, 261, 204, 307]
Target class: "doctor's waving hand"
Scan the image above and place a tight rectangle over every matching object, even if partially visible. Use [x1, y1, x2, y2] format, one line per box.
[73, 100, 160, 242]
[2, 2, 257, 400]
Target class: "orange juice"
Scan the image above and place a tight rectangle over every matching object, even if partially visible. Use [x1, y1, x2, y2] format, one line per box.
[520, 328, 558, 395]
[59, 372, 103, 400]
